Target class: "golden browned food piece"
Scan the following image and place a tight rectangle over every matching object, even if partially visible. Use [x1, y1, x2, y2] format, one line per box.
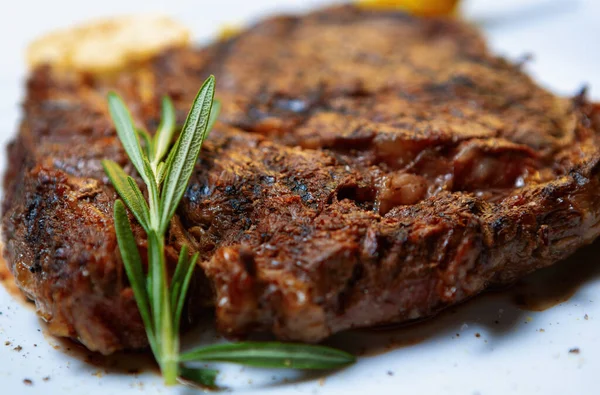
[3, 5, 600, 354]
[356, 0, 459, 16]
[26, 15, 190, 73]
[217, 24, 243, 40]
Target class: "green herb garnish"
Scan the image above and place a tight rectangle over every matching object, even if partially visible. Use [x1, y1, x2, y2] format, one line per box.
[102, 75, 354, 388]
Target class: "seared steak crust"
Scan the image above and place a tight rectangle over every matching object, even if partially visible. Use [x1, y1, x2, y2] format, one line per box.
[3, 6, 600, 354]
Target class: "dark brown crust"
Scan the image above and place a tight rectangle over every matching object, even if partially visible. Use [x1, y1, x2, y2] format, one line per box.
[3, 5, 600, 353]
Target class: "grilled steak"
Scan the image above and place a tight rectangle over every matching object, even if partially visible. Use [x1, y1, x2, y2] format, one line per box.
[3, 5, 600, 354]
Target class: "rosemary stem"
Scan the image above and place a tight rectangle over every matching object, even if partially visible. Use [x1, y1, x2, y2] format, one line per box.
[148, 181, 161, 231]
[162, 351, 179, 386]
[160, 240, 178, 386]
[147, 229, 180, 385]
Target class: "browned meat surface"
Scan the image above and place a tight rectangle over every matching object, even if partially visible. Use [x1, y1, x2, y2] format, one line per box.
[3, 5, 600, 354]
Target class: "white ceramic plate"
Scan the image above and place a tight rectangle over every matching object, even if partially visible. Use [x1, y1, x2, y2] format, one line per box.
[1, 1, 599, 394]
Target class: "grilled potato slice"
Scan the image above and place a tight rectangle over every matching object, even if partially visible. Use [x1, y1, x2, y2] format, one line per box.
[27, 15, 190, 72]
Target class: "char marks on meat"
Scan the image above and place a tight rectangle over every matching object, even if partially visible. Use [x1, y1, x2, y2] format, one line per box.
[3, 6, 600, 354]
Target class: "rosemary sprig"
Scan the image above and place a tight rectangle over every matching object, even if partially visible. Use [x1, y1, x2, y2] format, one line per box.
[102, 76, 354, 387]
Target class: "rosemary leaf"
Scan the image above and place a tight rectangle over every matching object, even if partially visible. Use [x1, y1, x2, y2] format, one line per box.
[173, 252, 198, 335]
[179, 366, 218, 389]
[156, 162, 167, 185]
[126, 176, 150, 224]
[102, 160, 150, 231]
[113, 200, 155, 349]
[137, 128, 154, 159]
[160, 97, 218, 178]
[207, 98, 221, 133]
[170, 245, 190, 316]
[107, 92, 153, 185]
[159, 75, 215, 234]
[153, 96, 177, 165]
[180, 342, 355, 370]
[142, 156, 161, 228]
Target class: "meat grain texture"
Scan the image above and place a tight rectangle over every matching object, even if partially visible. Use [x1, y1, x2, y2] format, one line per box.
[3, 6, 600, 354]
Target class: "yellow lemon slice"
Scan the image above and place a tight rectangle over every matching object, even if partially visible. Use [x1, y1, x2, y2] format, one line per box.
[356, 0, 460, 16]
[218, 23, 243, 41]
